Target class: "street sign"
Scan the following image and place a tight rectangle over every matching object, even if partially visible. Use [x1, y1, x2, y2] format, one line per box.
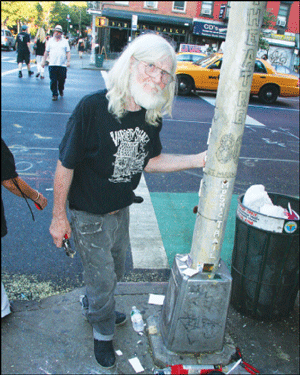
[132, 14, 138, 31]
[96, 16, 108, 27]
[87, 9, 102, 15]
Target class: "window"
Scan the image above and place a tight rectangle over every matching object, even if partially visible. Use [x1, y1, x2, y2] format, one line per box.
[226, 1, 231, 19]
[254, 61, 267, 74]
[209, 59, 222, 69]
[173, 1, 186, 12]
[114, 1, 129, 5]
[276, 3, 290, 28]
[144, 1, 158, 9]
[201, 1, 213, 16]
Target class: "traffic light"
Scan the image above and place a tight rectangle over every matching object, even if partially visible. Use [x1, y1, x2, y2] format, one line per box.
[97, 17, 108, 27]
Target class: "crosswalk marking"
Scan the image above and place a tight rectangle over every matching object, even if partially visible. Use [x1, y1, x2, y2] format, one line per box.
[129, 174, 168, 269]
[199, 96, 265, 127]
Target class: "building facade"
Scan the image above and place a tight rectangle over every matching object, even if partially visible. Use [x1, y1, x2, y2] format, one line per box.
[88, 1, 299, 70]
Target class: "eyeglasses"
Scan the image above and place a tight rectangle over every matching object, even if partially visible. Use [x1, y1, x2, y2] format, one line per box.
[135, 58, 174, 85]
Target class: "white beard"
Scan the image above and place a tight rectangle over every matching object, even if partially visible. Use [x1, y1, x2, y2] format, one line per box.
[129, 71, 166, 110]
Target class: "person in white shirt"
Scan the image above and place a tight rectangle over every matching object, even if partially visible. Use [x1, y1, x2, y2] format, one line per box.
[42, 25, 71, 101]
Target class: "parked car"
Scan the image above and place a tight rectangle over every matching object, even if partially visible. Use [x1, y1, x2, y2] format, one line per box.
[176, 53, 300, 104]
[177, 52, 207, 63]
[1, 29, 16, 51]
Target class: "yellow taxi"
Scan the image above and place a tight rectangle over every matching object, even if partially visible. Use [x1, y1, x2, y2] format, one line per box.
[176, 53, 300, 104]
[176, 52, 207, 63]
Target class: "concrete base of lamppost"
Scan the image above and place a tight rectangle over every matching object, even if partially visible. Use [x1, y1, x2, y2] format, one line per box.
[147, 258, 235, 368]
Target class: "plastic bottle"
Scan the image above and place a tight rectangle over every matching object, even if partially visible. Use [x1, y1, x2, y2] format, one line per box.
[130, 306, 144, 332]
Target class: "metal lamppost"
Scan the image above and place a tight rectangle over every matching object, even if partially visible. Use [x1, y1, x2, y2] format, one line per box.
[149, 1, 267, 365]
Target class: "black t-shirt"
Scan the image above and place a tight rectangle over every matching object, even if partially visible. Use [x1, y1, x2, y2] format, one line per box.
[36, 40, 46, 56]
[16, 32, 30, 53]
[59, 90, 162, 215]
[1, 139, 18, 237]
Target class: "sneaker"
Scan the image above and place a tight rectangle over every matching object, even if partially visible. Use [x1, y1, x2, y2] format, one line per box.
[40, 75, 45, 79]
[79, 295, 127, 326]
[18, 71, 22, 78]
[52, 95, 58, 101]
[36, 73, 40, 78]
[59, 90, 64, 97]
[115, 311, 127, 326]
[28, 71, 34, 77]
[94, 339, 116, 369]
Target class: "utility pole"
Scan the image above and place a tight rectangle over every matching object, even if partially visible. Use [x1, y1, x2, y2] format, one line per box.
[150, 2, 267, 362]
[189, 2, 267, 276]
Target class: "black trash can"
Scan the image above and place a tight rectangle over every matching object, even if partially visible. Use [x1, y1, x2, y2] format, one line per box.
[231, 193, 299, 320]
[95, 54, 104, 68]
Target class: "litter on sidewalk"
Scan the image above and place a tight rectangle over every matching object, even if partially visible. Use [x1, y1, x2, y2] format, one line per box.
[243, 185, 299, 220]
[148, 293, 165, 305]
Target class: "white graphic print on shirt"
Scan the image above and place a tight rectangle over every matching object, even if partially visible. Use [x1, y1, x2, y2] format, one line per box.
[109, 127, 150, 183]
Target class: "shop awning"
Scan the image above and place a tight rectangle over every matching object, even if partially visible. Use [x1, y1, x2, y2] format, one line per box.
[102, 8, 192, 29]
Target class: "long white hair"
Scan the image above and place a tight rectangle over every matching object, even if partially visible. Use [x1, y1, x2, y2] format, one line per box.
[106, 33, 177, 126]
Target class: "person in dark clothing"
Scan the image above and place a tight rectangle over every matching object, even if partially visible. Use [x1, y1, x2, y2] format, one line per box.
[34, 27, 46, 78]
[1, 138, 47, 318]
[49, 33, 206, 369]
[77, 37, 85, 58]
[15, 25, 34, 78]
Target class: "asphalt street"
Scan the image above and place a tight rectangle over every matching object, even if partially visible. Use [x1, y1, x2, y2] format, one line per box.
[1, 49, 299, 301]
[1, 49, 299, 375]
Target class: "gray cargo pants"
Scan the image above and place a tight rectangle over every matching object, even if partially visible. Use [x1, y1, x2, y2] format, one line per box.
[70, 207, 130, 341]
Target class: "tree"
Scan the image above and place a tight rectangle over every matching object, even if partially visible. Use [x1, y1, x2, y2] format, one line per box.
[259, 8, 277, 52]
[1, 1, 89, 36]
[1, 1, 39, 33]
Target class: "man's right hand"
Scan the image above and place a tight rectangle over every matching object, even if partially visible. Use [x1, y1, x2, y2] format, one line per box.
[50, 216, 72, 248]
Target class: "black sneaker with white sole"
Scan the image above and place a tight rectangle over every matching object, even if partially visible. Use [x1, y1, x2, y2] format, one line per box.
[94, 339, 116, 369]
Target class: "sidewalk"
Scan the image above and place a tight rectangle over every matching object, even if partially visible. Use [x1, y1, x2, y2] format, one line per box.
[1, 281, 298, 374]
[69, 50, 116, 71]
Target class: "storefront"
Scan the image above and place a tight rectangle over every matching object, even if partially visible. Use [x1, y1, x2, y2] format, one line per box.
[192, 19, 227, 52]
[263, 34, 298, 71]
[100, 8, 192, 53]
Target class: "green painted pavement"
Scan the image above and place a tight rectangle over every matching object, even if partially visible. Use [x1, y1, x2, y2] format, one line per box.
[150, 193, 239, 270]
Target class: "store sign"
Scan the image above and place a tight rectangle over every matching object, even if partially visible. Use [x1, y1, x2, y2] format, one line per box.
[193, 21, 227, 39]
[179, 44, 206, 53]
[268, 33, 296, 42]
[109, 20, 186, 35]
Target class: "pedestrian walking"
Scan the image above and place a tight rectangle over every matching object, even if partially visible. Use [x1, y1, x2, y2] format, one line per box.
[15, 25, 34, 78]
[41, 25, 71, 101]
[1, 138, 47, 318]
[34, 27, 46, 79]
[77, 37, 85, 58]
[49, 33, 206, 369]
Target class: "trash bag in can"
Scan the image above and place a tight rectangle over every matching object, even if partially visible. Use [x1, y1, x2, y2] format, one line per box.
[95, 54, 104, 68]
[231, 193, 299, 320]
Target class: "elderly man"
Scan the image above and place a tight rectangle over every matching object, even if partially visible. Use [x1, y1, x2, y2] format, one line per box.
[42, 25, 70, 101]
[50, 33, 206, 369]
